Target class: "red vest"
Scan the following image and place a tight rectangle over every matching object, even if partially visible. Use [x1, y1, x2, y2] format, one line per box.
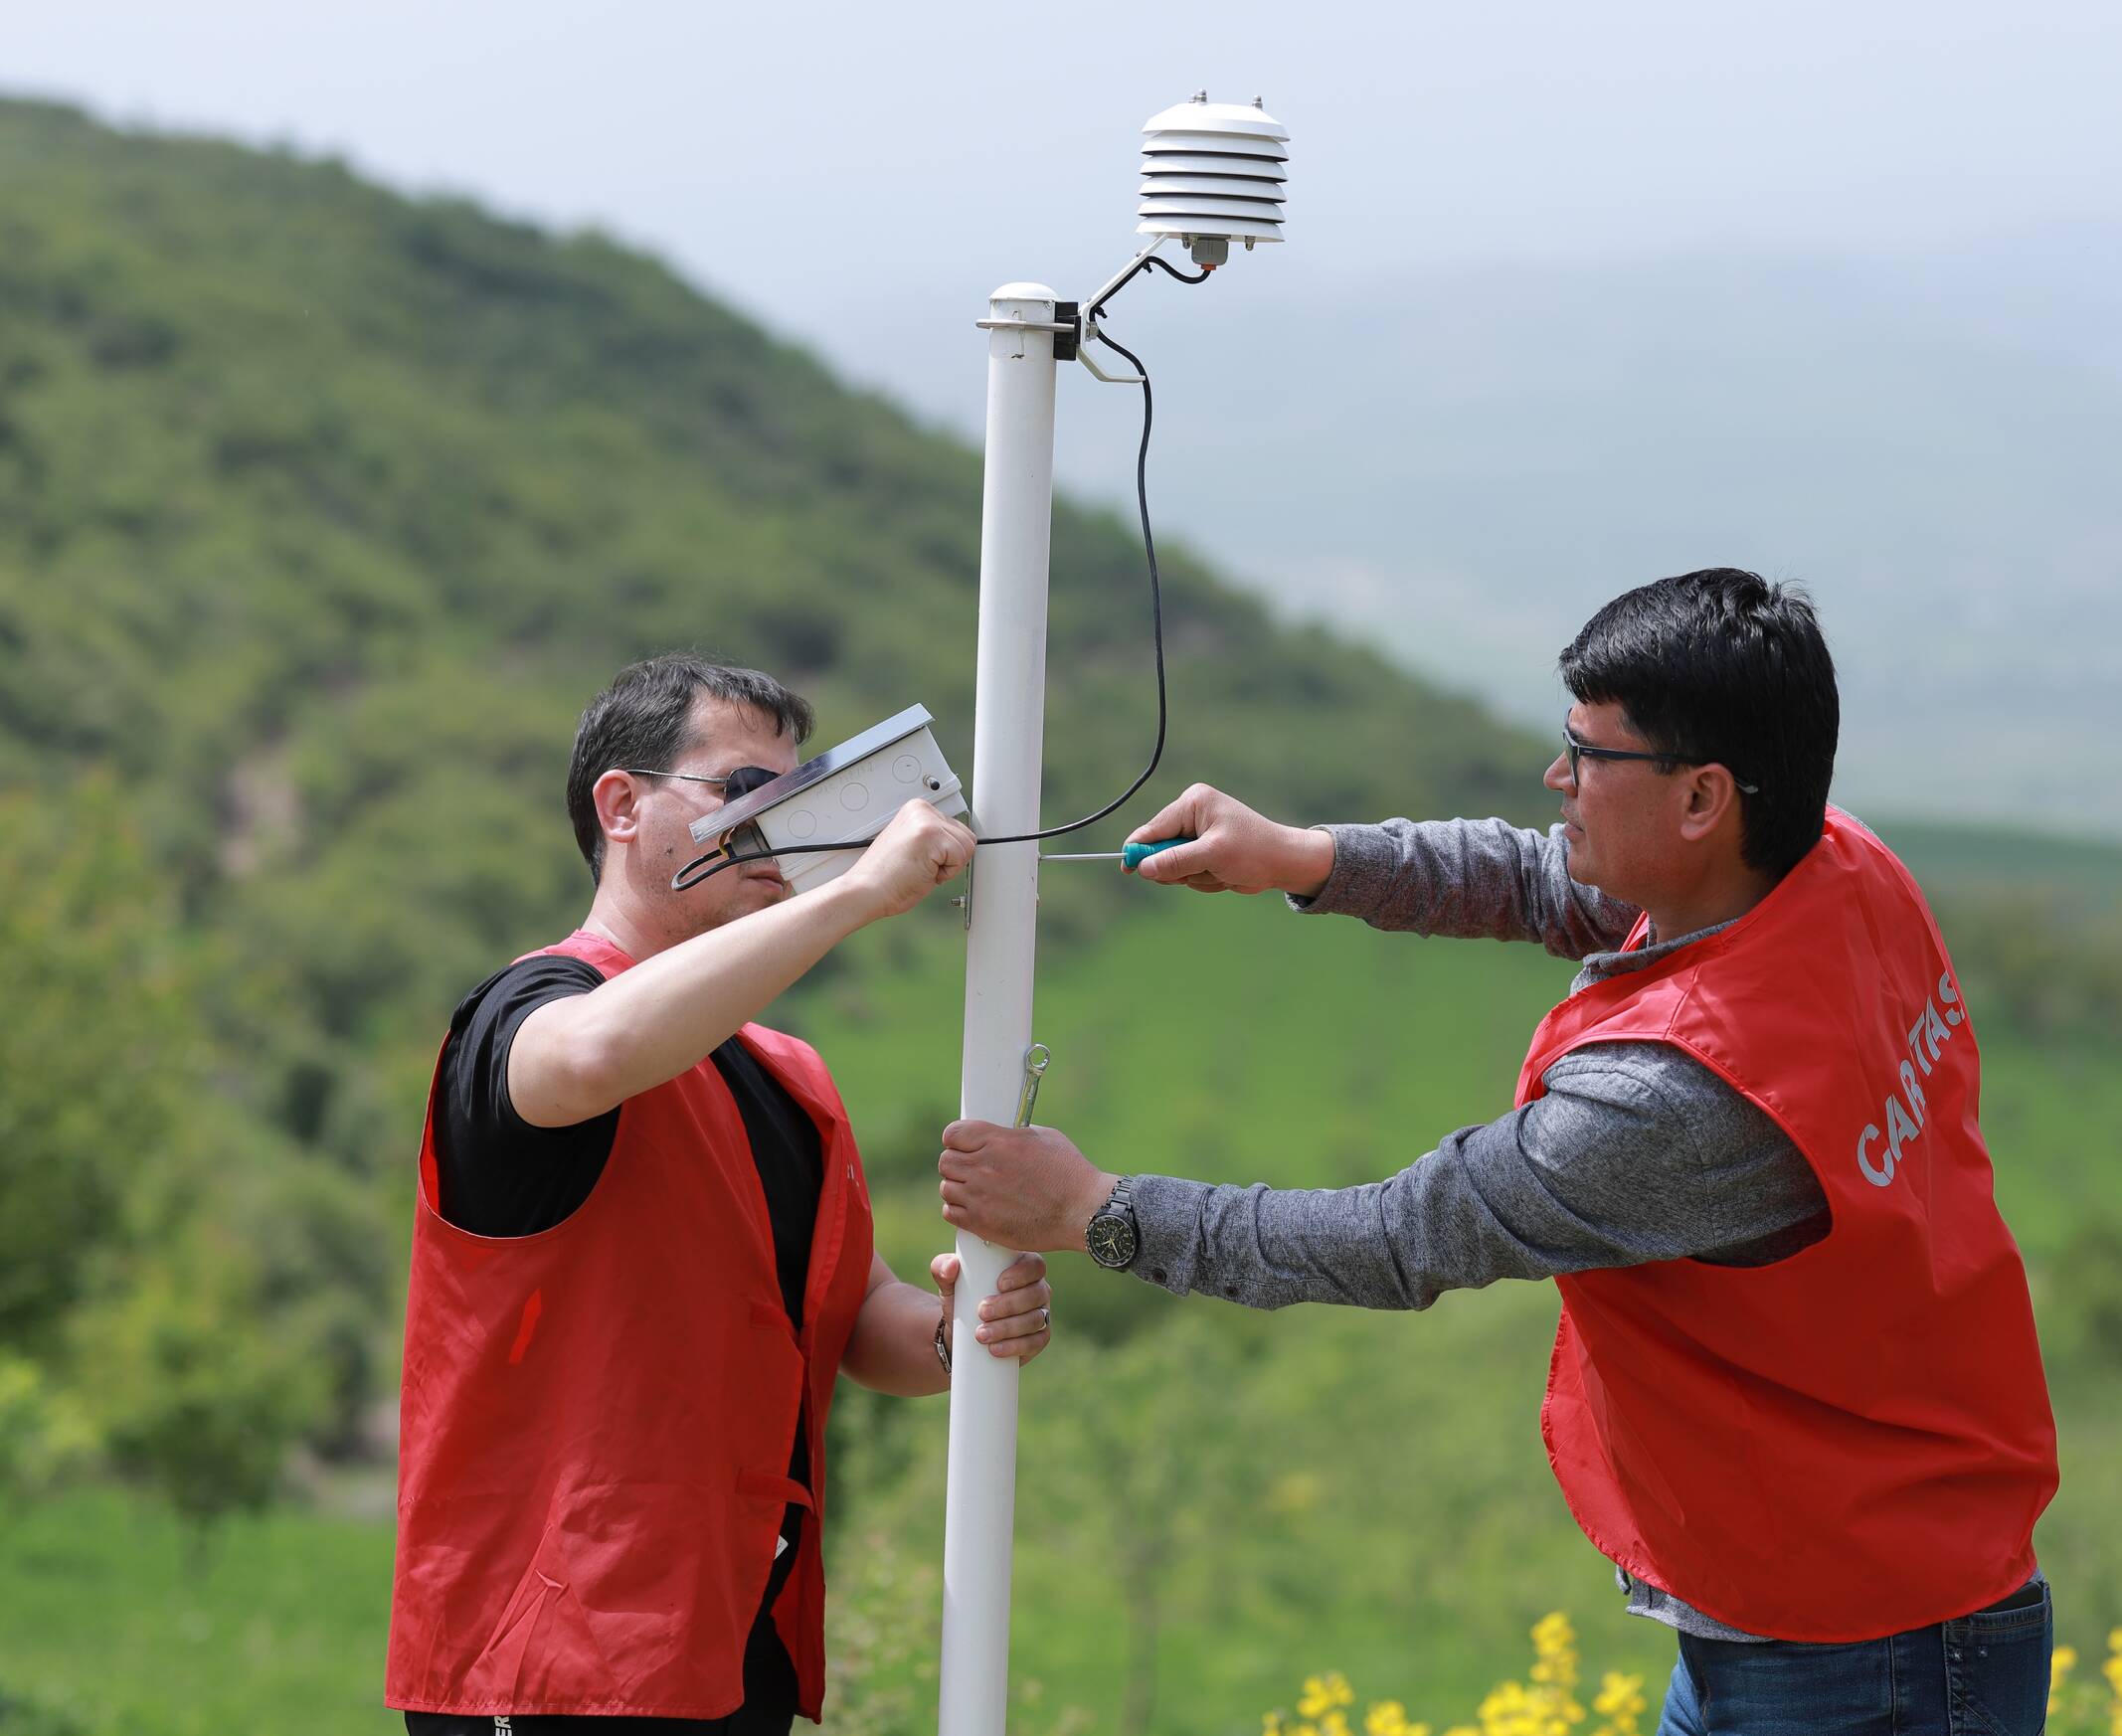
[1520, 810, 2056, 1641]
[386, 931, 874, 1719]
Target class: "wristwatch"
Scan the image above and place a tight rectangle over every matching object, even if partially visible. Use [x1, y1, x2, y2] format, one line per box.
[1085, 1176, 1139, 1271]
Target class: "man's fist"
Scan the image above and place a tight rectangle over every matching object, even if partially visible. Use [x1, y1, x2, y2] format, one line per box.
[1125, 783, 1334, 898]
[938, 1121, 1117, 1255]
[931, 1250, 1055, 1364]
[841, 800, 975, 920]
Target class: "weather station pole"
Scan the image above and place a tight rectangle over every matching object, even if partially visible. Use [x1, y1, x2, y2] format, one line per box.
[939, 94, 1288, 1733]
[941, 281, 1061, 1736]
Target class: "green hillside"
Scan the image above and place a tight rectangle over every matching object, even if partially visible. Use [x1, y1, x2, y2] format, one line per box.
[0, 86, 1538, 1256]
[2, 96, 2118, 1736]
[0, 84, 1539, 1506]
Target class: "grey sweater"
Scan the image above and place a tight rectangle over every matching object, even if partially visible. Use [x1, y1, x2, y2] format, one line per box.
[1126, 817, 1833, 1641]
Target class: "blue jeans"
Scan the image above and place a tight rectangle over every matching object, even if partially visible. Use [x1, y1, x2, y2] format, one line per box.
[1657, 1581, 2053, 1735]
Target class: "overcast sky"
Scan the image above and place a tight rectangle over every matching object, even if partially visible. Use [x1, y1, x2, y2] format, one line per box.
[18, 1, 2119, 362]
[13, 1, 2122, 835]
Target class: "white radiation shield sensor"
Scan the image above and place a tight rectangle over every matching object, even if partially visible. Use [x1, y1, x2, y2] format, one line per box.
[686, 704, 968, 896]
[1136, 91, 1288, 266]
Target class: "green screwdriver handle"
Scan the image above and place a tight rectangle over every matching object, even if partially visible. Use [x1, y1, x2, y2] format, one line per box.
[1122, 836, 1195, 871]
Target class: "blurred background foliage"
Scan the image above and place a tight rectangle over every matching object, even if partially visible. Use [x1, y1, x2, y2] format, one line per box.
[1, 96, 2117, 1733]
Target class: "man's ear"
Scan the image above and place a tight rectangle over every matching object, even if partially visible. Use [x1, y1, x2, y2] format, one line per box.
[1677, 766, 1743, 845]
[592, 769, 646, 858]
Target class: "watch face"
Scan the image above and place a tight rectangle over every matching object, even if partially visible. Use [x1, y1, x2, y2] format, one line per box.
[1087, 1212, 1137, 1270]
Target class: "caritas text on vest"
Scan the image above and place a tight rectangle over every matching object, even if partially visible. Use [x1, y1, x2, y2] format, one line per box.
[1857, 971, 1965, 1188]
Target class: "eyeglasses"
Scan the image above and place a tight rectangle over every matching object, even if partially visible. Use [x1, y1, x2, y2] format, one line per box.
[621, 767, 728, 786]
[1562, 727, 1760, 795]
[620, 765, 781, 795]
[621, 766, 783, 870]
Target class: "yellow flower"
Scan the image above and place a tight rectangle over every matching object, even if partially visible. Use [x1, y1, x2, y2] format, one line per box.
[1364, 1702, 1407, 1736]
[1590, 1667, 1647, 1736]
[1524, 1611, 1584, 1724]
[2104, 1629, 2122, 1736]
[1365, 1706, 1432, 1736]
[2052, 1643, 2078, 1717]
[1477, 1679, 1528, 1722]
[1301, 1673, 1357, 1718]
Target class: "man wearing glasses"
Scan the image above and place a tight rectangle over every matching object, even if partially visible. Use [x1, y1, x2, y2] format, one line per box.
[938, 569, 2058, 1733]
[388, 654, 1053, 1734]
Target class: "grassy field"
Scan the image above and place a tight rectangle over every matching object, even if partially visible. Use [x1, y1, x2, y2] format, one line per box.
[0, 1488, 394, 1735]
[5, 882, 2115, 1735]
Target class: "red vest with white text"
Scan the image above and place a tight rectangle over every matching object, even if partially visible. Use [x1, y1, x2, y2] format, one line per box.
[1519, 810, 2056, 1641]
[386, 931, 874, 1719]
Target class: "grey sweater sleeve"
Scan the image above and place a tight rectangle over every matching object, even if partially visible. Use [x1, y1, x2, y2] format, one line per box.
[1293, 817, 1640, 961]
[1127, 1041, 1828, 1310]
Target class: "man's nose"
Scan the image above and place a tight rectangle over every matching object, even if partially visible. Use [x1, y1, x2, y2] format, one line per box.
[1542, 752, 1574, 794]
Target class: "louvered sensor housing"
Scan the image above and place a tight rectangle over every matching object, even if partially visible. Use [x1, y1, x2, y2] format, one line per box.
[1137, 91, 1289, 267]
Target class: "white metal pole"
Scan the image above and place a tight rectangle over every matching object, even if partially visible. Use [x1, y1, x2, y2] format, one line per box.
[940, 282, 1061, 1736]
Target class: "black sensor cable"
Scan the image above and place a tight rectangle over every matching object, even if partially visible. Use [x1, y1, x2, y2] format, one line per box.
[671, 264, 1207, 892]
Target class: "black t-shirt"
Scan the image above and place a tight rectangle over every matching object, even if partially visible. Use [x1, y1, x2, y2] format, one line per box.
[410, 953, 826, 1734]
[432, 955, 825, 1325]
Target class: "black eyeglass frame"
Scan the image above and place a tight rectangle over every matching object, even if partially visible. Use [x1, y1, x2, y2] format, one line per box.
[1562, 728, 1760, 795]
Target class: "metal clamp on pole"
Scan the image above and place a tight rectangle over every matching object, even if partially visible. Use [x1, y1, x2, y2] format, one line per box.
[1077, 320, 1145, 385]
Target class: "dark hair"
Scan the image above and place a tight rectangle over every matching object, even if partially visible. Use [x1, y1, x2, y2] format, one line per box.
[566, 654, 815, 884]
[1557, 568, 1838, 880]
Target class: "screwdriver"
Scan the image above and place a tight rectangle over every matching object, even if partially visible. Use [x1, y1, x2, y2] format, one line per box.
[1040, 836, 1195, 870]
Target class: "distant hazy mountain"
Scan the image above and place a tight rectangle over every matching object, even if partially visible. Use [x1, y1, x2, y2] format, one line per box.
[847, 232, 2122, 839]
[1087, 240, 2122, 838]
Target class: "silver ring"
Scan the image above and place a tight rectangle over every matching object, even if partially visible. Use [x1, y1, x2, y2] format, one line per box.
[1040, 1305, 1052, 1330]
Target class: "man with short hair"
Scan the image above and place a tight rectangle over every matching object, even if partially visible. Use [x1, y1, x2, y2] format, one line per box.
[388, 654, 1053, 1734]
[939, 571, 2059, 1732]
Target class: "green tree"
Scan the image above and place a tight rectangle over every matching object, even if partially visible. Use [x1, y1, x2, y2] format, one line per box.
[70, 1212, 327, 1540]
[0, 777, 194, 1348]
[0, 1351, 94, 1517]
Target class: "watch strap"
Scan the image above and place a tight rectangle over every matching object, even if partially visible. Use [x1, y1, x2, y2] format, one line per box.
[1089, 1175, 1140, 1269]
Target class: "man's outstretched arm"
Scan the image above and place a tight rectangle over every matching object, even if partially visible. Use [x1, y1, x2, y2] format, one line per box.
[1123, 784, 1638, 959]
[939, 1043, 1826, 1309]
